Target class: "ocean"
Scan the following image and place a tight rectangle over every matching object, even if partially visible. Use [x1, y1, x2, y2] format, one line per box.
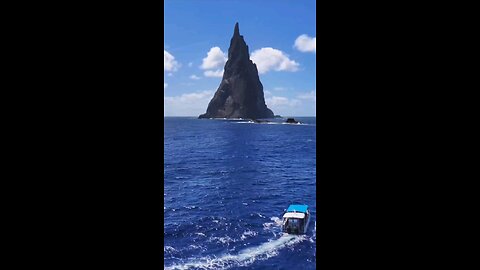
[164, 117, 317, 269]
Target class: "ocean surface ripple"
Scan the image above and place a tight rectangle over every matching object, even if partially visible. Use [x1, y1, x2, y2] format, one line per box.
[164, 117, 316, 269]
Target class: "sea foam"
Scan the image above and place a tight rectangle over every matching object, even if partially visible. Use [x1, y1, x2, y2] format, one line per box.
[165, 234, 306, 270]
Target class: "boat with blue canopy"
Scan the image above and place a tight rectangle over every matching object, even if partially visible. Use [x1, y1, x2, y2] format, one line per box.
[281, 204, 311, 234]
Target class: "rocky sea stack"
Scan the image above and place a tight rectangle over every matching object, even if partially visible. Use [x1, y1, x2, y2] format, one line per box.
[199, 23, 274, 119]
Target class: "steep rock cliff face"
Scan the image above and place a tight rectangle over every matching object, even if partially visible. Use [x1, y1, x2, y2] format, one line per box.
[199, 23, 274, 119]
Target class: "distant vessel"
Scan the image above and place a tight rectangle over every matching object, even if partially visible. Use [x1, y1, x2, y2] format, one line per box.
[281, 204, 311, 234]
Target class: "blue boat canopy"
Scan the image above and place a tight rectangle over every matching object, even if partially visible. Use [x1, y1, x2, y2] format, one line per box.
[287, 204, 309, 213]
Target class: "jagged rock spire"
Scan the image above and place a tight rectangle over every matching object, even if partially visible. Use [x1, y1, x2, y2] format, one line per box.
[234, 22, 240, 37]
[226, 23, 250, 76]
[199, 23, 274, 119]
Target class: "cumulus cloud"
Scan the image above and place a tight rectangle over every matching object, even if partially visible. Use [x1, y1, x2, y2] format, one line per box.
[204, 69, 224, 78]
[201, 47, 227, 70]
[294, 34, 316, 53]
[164, 90, 215, 116]
[164, 50, 180, 72]
[190, 75, 201, 80]
[250, 48, 299, 74]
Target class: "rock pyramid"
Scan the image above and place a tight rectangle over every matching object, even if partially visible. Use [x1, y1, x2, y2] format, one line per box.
[199, 23, 274, 119]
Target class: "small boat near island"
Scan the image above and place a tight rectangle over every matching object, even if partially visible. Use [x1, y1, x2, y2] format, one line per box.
[281, 204, 311, 235]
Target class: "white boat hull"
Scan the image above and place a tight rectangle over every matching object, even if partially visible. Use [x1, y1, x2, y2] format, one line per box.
[282, 214, 311, 235]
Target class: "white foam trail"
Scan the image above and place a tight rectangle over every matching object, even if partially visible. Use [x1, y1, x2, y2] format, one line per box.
[262, 217, 283, 234]
[270, 217, 282, 224]
[309, 221, 317, 243]
[240, 230, 258, 240]
[165, 235, 306, 270]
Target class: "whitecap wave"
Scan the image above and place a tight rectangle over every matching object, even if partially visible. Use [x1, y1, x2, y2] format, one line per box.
[188, 244, 205, 251]
[207, 236, 236, 244]
[254, 213, 265, 218]
[240, 230, 258, 240]
[164, 246, 178, 255]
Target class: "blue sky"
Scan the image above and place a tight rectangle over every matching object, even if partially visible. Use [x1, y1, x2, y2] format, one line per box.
[164, 0, 316, 117]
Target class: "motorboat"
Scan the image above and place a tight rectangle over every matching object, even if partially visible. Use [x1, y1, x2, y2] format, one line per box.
[281, 204, 311, 235]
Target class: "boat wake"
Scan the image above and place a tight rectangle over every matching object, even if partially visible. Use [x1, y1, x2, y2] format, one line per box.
[164, 234, 307, 270]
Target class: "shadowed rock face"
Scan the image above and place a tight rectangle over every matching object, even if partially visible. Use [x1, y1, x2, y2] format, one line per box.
[199, 23, 274, 119]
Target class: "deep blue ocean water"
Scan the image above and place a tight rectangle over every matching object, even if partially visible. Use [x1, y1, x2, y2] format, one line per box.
[164, 117, 316, 269]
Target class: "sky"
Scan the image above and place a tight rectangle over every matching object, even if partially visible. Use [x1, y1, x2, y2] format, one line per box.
[164, 0, 316, 117]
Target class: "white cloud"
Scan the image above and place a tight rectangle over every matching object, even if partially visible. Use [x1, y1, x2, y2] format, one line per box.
[250, 48, 299, 74]
[190, 75, 201, 80]
[204, 69, 224, 78]
[201, 47, 227, 70]
[266, 96, 300, 117]
[164, 50, 180, 72]
[266, 96, 300, 107]
[263, 90, 316, 116]
[297, 91, 316, 102]
[164, 83, 168, 89]
[164, 90, 215, 116]
[294, 34, 316, 53]
[168, 73, 173, 77]
[188, 62, 193, 67]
